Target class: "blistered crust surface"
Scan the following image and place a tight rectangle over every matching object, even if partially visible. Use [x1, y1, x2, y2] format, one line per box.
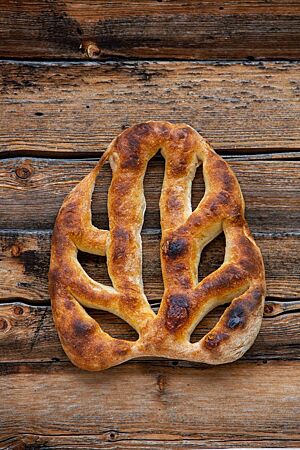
[49, 121, 266, 371]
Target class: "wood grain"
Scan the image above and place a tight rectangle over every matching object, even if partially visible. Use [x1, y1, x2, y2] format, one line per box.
[0, 228, 299, 302]
[1, 360, 299, 448]
[0, 301, 299, 363]
[1, 158, 299, 232]
[0, 1, 299, 60]
[1, 3, 299, 448]
[1, 61, 299, 155]
[3, 434, 300, 450]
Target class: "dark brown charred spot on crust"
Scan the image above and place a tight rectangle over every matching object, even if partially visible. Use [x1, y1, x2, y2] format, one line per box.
[156, 123, 170, 139]
[111, 228, 130, 262]
[172, 127, 196, 150]
[167, 193, 182, 211]
[72, 319, 96, 338]
[224, 286, 263, 330]
[177, 275, 193, 289]
[239, 287, 263, 312]
[130, 122, 154, 137]
[58, 200, 83, 232]
[185, 214, 203, 230]
[162, 238, 188, 259]
[166, 128, 196, 177]
[59, 317, 98, 359]
[205, 332, 229, 349]
[237, 236, 260, 274]
[230, 205, 244, 225]
[64, 299, 74, 311]
[111, 179, 138, 219]
[113, 341, 131, 356]
[176, 127, 191, 140]
[239, 258, 257, 275]
[168, 151, 194, 177]
[120, 150, 141, 169]
[120, 293, 140, 311]
[93, 342, 104, 355]
[252, 287, 264, 305]
[213, 160, 235, 192]
[208, 200, 219, 215]
[200, 265, 244, 296]
[220, 171, 235, 192]
[111, 246, 126, 263]
[117, 136, 141, 170]
[165, 262, 188, 279]
[226, 304, 246, 329]
[50, 229, 71, 259]
[168, 159, 188, 177]
[113, 228, 130, 241]
[118, 123, 153, 170]
[208, 191, 232, 215]
[111, 179, 131, 196]
[165, 294, 190, 332]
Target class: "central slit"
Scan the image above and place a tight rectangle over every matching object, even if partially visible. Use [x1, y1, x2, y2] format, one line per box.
[92, 309, 139, 341]
[142, 154, 165, 309]
[190, 305, 228, 343]
[77, 251, 113, 287]
[198, 232, 226, 282]
[191, 162, 206, 211]
[91, 159, 112, 230]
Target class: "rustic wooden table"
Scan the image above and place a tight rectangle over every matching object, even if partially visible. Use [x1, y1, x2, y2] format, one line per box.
[0, 1, 299, 449]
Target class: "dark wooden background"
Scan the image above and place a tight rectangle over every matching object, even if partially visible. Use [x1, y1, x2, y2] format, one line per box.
[0, 1, 299, 449]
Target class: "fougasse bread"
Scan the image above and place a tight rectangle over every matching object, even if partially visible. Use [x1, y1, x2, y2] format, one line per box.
[49, 121, 266, 371]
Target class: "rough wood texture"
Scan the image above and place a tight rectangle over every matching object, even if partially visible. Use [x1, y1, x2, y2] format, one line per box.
[0, 229, 299, 303]
[1, 158, 299, 232]
[0, 301, 299, 363]
[1, 61, 299, 155]
[0, 1, 299, 60]
[1, 157, 299, 302]
[1, 361, 299, 448]
[0, 17, 299, 442]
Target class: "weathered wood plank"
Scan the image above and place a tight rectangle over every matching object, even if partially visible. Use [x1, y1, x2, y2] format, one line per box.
[1, 61, 299, 155]
[0, 301, 299, 363]
[0, 1, 299, 60]
[0, 360, 299, 448]
[1, 158, 299, 232]
[0, 229, 299, 302]
[3, 433, 300, 450]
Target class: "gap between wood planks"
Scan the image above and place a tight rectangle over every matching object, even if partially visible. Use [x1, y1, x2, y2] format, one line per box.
[1, 151, 300, 160]
[2, 433, 300, 449]
[1, 58, 300, 64]
[0, 298, 299, 314]
[0, 229, 299, 301]
[0, 300, 299, 366]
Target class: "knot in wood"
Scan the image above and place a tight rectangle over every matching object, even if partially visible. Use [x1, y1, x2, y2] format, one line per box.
[15, 163, 32, 180]
[0, 318, 9, 332]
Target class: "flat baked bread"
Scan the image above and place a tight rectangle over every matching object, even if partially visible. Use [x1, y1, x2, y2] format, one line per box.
[49, 121, 266, 371]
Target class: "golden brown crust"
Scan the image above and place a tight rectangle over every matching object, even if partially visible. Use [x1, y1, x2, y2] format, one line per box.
[49, 121, 266, 371]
